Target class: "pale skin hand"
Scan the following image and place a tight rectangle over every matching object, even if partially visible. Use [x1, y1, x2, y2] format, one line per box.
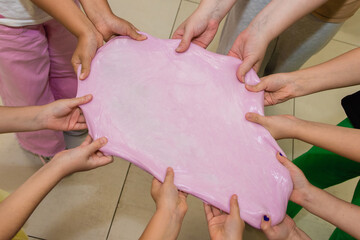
[0, 95, 92, 133]
[246, 113, 360, 162]
[204, 194, 245, 240]
[0, 136, 112, 240]
[228, 0, 327, 82]
[172, 0, 236, 52]
[140, 167, 188, 240]
[246, 48, 360, 105]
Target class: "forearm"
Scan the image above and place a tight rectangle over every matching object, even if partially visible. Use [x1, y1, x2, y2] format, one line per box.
[299, 185, 360, 239]
[292, 119, 360, 162]
[31, 0, 98, 38]
[0, 106, 44, 133]
[78, 0, 113, 29]
[140, 209, 184, 240]
[197, 0, 237, 22]
[290, 48, 360, 97]
[0, 163, 64, 240]
[248, 0, 327, 44]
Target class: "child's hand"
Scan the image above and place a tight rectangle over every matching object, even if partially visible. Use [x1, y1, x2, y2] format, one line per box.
[245, 72, 299, 106]
[72, 30, 104, 80]
[51, 135, 113, 176]
[39, 95, 92, 131]
[245, 113, 302, 140]
[261, 215, 310, 240]
[204, 195, 245, 240]
[151, 167, 188, 219]
[276, 153, 312, 206]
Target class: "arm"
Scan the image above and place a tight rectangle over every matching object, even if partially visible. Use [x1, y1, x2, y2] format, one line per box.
[277, 153, 360, 240]
[245, 113, 360, 162]
[246, 48, 360, 105]
[0, 136, 113, 240]
[229, 0, 328, 81]
[172, 0, 236, 52]
[0, 95, 91, 133]
[140, 168, 188, 240]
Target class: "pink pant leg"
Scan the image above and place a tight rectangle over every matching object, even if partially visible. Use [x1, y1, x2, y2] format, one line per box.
[44, 19, 78, 100]
[0, 24, 65, 156]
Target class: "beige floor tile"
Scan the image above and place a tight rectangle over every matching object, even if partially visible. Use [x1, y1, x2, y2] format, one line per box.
[0, 132, 131, 240]
[107, 0, 181, 39]
[333, 9, 360, 47]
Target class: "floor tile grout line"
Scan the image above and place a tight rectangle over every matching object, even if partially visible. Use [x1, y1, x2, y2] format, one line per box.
[28, 235, 46, 240]
[184, 0, 199, 4]
[105, 163, 132, 240]
[332, 38, 360, 47]
[168, 0, 184, 39]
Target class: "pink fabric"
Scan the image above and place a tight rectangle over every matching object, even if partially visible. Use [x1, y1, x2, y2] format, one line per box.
[0, 19, 77, 156]
[77, 34, 293, 228]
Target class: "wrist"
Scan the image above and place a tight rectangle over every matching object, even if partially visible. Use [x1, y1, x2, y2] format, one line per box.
[34, 105, 49, 130]
[198, 0, 235, 22]
[153, 208, 185, 240]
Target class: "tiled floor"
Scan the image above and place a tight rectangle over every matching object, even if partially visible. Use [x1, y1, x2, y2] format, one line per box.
[0, 1, 359, 239]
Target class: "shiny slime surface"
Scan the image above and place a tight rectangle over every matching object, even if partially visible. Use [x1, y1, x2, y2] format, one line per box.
[77, 33, 293, 228]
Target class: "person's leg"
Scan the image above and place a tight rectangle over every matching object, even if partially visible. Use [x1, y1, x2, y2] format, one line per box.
[0, 24, 65, 156]
[263, 14, 342, 75]
[329, 179, 360, 240]
[45, 19, 78, 100]
[287, 118, 360, 217]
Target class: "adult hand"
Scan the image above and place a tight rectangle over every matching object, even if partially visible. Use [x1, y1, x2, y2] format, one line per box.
[245, 72, 300, 106]
[205, 194, 245, 240]
[39, 95, 92, 131]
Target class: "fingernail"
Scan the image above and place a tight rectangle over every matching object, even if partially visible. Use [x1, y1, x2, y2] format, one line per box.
[233, 194, 238, 200]
[100, 137, 107, 144]
[80, 73, 85, 79]
[279, 152, 283, 156]
[263, 215, 269, 221]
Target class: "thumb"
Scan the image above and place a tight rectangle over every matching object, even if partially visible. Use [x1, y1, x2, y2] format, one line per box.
[245, 78, 268, 92]
[260, 215, 273, 235]
[276, 152, 294, 171]
[245, 112, 266, 127]
[175, 29, 193, 53]
[229, 194, 241, 219]
[85, 137, 108, 155]
[128, 27, 147, 41]
[237, 57, 257, 83]
[66, 94, 93, 108]
[164, 167, 175, 184]
[79, 55, 92, 80]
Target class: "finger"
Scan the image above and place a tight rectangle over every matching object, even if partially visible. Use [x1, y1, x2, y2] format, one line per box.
[151, 177, 162, 198]
[245, 80, 268, 92]
[92, 155, 113, 168]
[77, 114, 86, 123]
[229, 194, 240, 218]
[204, 203, 214, 221]
[245, 112, 266, 127]
[237, 58, 257, 83]
[276, 152, 293, 170]
[211, 206, 222, 217]
[71, 55, 81, 74]
[175, 28, 192, 53]
[260, 215, 273, 235]
[67, 94, 93, 109]
[79, 56, 92, 80]
[72, 123, 88, 130]
[80, 135, 93, 147]
[128, 27, 147, 41]
[85, 137, 108, 154]
[164, 167, 174, 185]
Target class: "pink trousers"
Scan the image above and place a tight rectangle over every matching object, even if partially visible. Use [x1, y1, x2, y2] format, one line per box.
[0, 19, 78, 156]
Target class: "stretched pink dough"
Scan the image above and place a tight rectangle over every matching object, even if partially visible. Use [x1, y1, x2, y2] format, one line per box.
[77, 33, 293, 228]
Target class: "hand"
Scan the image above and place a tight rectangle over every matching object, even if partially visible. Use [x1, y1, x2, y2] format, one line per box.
[51, 135, 113, 176]
[228, 27, 269, 83]
[39, 95, 92, 131]
[245, 72, 299, 106]
[261, 215, 309, 240]
[151, 167, 188, 219]
[276, 153, 312, 205]
[245, 113, 301, 140]
[204, 194, 245, 240]
[72, 31, 104, 80]
[172, 8, 220, 53]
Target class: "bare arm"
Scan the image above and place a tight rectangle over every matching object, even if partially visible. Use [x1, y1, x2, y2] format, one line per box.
[0, 136, 112, 240]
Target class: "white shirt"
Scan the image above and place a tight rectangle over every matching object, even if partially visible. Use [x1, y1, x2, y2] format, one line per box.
[0, 0, 52, 27]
